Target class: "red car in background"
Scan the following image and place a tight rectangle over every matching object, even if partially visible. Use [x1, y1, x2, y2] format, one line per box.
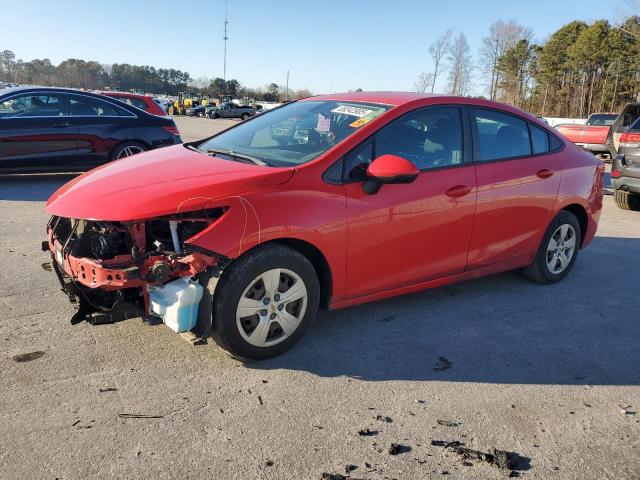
[44, 92, 604, 359]
[556, 113, 618, 157]
[99, 91, 168, 117]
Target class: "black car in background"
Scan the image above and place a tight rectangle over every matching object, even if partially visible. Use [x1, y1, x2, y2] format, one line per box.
[0, 87, 181, 173]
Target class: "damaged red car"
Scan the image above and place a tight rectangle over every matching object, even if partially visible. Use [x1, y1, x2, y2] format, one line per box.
[44, 92, 604, 359]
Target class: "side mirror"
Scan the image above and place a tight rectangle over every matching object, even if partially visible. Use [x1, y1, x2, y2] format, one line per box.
[363, 154, 420, 194]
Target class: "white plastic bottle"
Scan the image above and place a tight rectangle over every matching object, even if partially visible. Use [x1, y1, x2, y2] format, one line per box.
[149, 277, 204, 333]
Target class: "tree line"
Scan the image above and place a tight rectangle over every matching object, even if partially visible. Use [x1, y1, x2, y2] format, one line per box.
[0, 50, 310, 101]
[415, 15, 640, 117]
[0, 50, 192, 95]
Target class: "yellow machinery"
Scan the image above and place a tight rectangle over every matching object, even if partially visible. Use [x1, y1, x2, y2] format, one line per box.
[168, 92, 210, 115]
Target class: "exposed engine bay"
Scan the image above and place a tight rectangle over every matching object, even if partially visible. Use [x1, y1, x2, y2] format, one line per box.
[43, 208, 228, 323]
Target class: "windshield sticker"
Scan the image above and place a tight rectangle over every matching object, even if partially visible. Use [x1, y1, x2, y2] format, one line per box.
[349, 117, 371, 128]
[331, 105, 374, 118]
[316, 113, 331, 132]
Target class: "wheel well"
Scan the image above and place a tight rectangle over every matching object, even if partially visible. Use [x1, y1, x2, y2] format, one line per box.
[268, 238, 333, 309]
[562, 204, 588, 246]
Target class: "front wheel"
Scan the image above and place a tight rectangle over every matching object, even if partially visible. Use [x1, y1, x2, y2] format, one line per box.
[212, 244, 320, 360]
[522, 210, 581, 284]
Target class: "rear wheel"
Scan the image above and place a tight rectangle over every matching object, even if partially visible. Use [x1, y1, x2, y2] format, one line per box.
[522, 210, 581, 284]
[240, 113, 250, 120]
[614, 188, 640, 211]
[212, 244, 320, 360]
[111, 141, 147, 160]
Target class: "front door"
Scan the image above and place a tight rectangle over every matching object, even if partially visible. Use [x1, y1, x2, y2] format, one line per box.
[0, 92, 76, 171]
[343, 106, 477, 299]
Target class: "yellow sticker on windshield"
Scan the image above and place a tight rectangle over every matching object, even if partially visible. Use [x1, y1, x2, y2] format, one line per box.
[350, 117, 370, 128]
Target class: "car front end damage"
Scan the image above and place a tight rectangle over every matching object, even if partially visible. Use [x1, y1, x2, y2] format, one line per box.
[42, 209, 229, 326]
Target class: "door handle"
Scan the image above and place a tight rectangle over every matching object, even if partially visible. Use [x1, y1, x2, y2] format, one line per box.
[536, 168, 554, 179]
[52, 123, 70, 128]
[445, 185, 472, 198]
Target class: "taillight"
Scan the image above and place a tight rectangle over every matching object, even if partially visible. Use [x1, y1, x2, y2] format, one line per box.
[163, 125, 180, 136]
[611, 169, 621, 178]
[620, 132, 640, 144]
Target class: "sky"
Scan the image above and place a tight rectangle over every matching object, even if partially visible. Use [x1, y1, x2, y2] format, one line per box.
[2, 0, 633, 95]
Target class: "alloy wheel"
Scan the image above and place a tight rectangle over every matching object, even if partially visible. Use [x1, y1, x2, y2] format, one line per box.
[116, 145, 145, 159]
[235, 268, 308, 348]
[546, 224, 577, 274]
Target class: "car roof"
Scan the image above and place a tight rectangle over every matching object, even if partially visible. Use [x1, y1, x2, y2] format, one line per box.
[0, 86, 126, 100]
[100, 91, 152, 99]
[302, 91, 549, 126]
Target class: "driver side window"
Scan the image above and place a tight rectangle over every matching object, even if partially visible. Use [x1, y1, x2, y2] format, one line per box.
[344, 106, 464, 181]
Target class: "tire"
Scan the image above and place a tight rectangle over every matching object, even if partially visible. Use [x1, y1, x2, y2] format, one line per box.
[614, 188, 640, 211]
[212, 113, 219, 119]
[212, 244, 320, 360]
[522, 210, 581, 284]
[111, 141, 147, 161]
[240, 113, 249, 120]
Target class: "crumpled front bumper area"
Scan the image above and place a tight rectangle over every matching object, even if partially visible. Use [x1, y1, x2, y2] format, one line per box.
[43, 214, 223, 322]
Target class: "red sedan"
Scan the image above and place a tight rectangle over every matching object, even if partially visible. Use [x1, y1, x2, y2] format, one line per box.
[99, 91, 168, 117]
[44, 92, 604, 359]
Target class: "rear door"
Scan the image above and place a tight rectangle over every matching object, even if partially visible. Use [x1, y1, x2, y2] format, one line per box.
[68, 93, 137, 168]
[467, 107, 561, 269]
[0, 91, 76, 171]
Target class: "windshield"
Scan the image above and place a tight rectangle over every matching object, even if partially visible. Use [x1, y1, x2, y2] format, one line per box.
[196, 100, 391, 167]
[586, 114, 617, 126]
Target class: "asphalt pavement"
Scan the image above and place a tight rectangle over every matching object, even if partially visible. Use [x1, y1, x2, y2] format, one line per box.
[0, 116, 638, 480]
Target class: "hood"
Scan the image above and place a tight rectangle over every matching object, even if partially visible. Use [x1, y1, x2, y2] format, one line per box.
[46, 144, 294, 221]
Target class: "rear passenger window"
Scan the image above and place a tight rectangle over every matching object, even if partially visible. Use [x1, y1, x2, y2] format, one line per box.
[529, 124, 549, 154]
[70, 96, 130, 117]
[549, 134, 563, 152]
[472, 108, 531, 161]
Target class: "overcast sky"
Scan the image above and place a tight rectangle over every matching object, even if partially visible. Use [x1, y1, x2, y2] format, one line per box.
[3, 0, 629, 94]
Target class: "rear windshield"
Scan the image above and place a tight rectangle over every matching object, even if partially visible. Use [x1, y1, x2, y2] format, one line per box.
[586, 114, 617, 126]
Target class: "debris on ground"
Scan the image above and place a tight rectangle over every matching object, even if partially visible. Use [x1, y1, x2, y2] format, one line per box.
[258, 395, 264, 406]
[619, 405, 636, 415]
[433, 442, 531, 476]
[98, 387, 118, 393]
[431, 440, 465, 448]
[117, 413, 164, 419]
[358, 428, 378, 436]
[345, 464, 357, 473]
[321, 474, 346, 480]
[433, 356, 452, 372]
[11, 351, 46, 362]
[388, 443, 412, 455]
[265, 460, 274, 467]
[437, 420, 460, 427]
[375, 415, 393, 423]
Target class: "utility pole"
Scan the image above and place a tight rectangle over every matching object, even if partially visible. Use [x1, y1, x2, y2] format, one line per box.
[223, 0, 229, 82]
[286, 70, 289, 101]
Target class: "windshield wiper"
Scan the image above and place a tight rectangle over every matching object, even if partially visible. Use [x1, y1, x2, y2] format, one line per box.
[206, 148, 269, 166]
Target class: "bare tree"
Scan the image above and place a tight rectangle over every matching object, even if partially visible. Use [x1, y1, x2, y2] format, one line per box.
[428, 30, 452, 93]
[480, 20, 532, 99]
[447, 33, 473, 96]
[414, 72, 435, 93]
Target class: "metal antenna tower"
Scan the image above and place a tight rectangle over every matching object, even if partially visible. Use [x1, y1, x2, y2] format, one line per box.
[223, 0, 229, 82]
